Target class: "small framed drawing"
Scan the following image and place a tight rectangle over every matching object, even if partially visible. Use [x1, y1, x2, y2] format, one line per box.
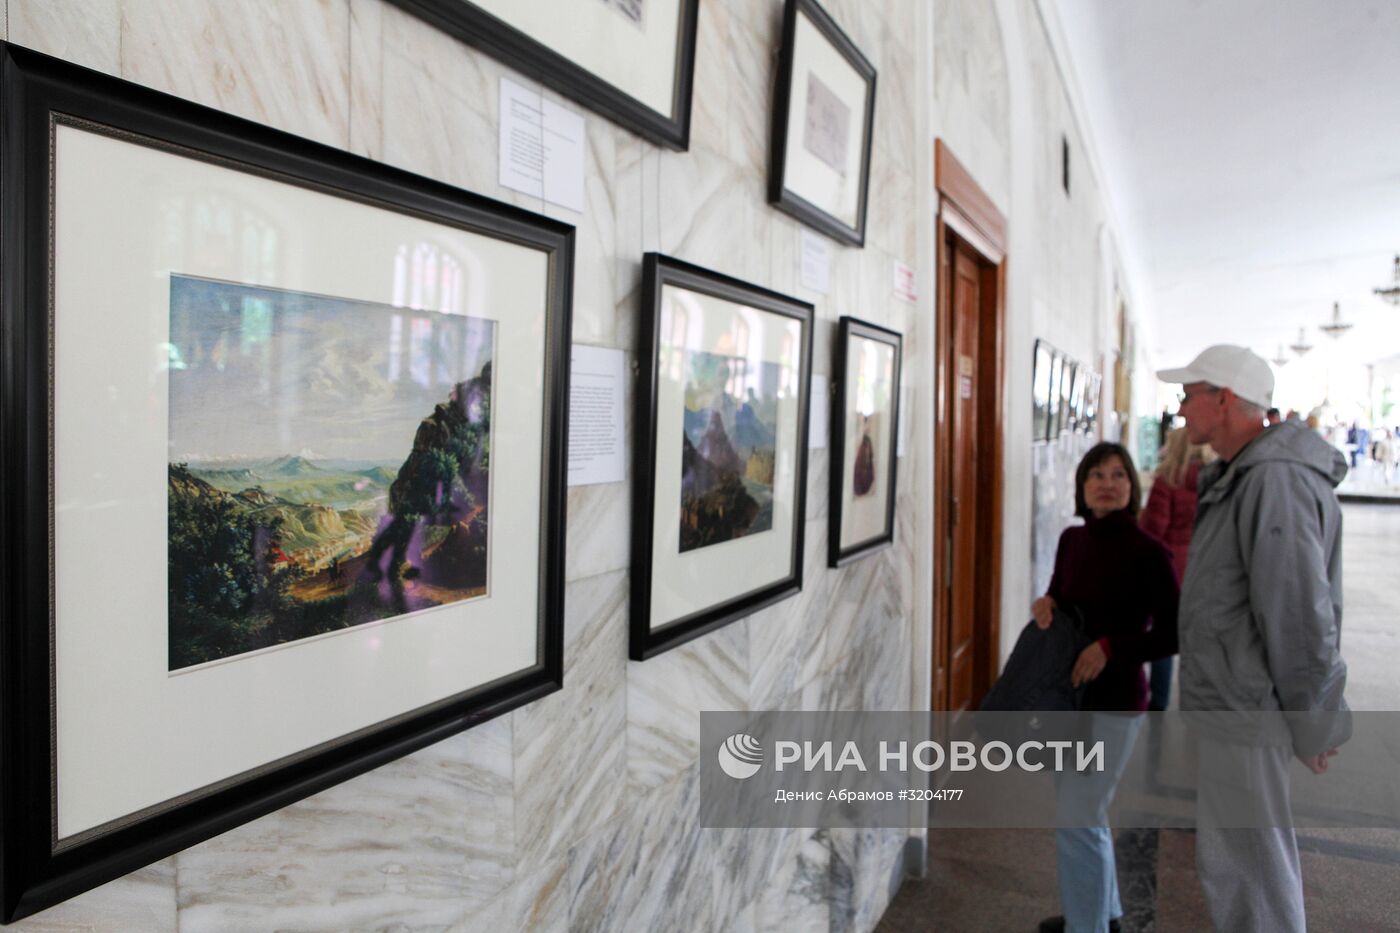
[1057, 360, 1078, 436]
[829, 318, 902, 567]
[1083, 371, 1102, 435]
[1032, 339, 1055, 443]
[1067, 363, 1086, 432]
[1044, 353, 1064, 442]
[769, 0, 877, 246]
[0, 44, 571, 921]
[631, 255, 813, 659]
[386, 0, 700, 150]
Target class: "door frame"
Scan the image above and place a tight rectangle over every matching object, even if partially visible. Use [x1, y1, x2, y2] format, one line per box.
[932, 139, 1007, 711]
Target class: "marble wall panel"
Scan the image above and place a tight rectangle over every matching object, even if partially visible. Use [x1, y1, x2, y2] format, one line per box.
[689, 0, 733, 160]
[513, 571, 628, 867]
[119, 0, 351, 149]
[748, 525, 832, 708]
[567, 765, 716, 933]
[627, 620, 749, 790]
[175, 716, 514, 930]
[752, 829, 834, 932]
[8, 860, 176, 933]
[451, 851, 569, 932]
[546, 104, 621, 349]
[656, 146, 752, 282]
[9, 0, 120, 74]
[566, 478, 633, 583]
[347, 0, 384, 161]
[723, 0, 779, 178]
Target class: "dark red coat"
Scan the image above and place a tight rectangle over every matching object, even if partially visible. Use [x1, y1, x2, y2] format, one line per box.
[1139, 462, 1202, 582]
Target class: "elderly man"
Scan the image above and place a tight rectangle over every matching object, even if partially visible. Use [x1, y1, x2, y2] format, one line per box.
[1157, 345, 1350, 933]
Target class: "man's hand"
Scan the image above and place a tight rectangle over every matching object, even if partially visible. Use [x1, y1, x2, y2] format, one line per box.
[1071, 642, 1107, 687]
[1298, 748, 1339, 774]
[1032, 595, 1057, 629]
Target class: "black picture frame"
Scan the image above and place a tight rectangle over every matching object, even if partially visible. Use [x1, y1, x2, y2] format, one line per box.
[1032, 339, 1055, 443]
[385, 0, 700, 151]
[631, 254, 813, 660]
[1044, 353, 1063, 442]
[1057, 360, 1078, 436]
[0, 44, 572, 923]
[828, 317, 902, 567]
[768, 0, 877, 246]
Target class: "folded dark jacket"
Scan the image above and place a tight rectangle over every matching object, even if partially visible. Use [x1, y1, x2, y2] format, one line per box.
[979, 605, 1090, 713]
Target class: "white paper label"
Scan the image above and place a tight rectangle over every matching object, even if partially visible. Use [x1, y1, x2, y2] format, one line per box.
[809, 373, 829, 449]
[568, 345, 626, 486]
[799, 229, 832, 294]
[499, 79, 586, 213]
[893, 260, 917, 303]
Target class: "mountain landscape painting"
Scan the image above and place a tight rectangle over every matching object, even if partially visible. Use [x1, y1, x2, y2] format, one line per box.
[167, 275, 495, 671]
[679, 350, 781, 553]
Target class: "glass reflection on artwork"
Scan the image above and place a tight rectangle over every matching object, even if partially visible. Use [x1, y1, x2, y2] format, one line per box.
[166, 275, 495, 671]
[679, 350, 781, 553]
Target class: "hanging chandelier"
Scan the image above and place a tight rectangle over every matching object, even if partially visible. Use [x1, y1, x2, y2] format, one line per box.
[1376, 255, 1400, 306]
[1289, 327, 1313, 356]
[1271, 344, 1290, 367]
[1319, 301, 1353, 339]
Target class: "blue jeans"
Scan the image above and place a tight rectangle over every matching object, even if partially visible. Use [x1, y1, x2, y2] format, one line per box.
[1054, 713, 1143, 932]
[1148, 656, 1173, 710]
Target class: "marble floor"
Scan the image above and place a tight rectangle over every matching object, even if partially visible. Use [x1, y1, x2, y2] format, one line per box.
[875, 502, 1400, 932]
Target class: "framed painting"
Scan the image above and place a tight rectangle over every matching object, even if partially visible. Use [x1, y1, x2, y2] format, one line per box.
[1032, 339, 1055, 443]
[631, 255, 813, 659]
[386, 0, 700, 151]
[768, 0, 877, 246]
[1056, 360, 1078, 437]
[1044, 353, 1063, 442]
[1067, 361, 1085, 433]
[828, 318, 902, 566]
[1083, 371, 1102, 435]
[0, 44, 571, 921]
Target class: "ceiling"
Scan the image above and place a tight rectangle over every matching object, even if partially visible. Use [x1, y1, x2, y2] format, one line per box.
[1050, 0, 1400, 372]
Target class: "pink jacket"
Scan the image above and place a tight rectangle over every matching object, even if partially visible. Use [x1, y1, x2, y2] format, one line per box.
[1139, 461, 1201, 582]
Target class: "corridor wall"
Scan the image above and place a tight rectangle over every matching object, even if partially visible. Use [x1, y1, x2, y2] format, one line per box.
[4, 0, 930, 929]
[928, 0, 1153, 665]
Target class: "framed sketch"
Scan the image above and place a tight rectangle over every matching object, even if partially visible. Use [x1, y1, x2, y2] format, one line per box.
[1067, 362, 1086, 432]
[769, 0, 877, 246]
[1044, 353, 1064, 442]
[1032, 339, 1055, 443]
[1056, 361, 1078, 436]
[1083, 371, 1102, 435]
[0, 44, 571, 921]
[386, 0, 700, 150]
[829, 318, 902, 566]
[631, 255, 813, 659]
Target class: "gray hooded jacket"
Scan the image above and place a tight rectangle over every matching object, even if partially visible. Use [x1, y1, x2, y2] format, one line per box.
[1178, 419, 1351, 755]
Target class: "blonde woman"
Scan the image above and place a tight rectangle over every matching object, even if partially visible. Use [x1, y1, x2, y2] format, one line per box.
[1139, 426, 1215, 710]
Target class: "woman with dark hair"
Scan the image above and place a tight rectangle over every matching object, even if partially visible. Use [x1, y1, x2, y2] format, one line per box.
[1032, 442, 1179, 933]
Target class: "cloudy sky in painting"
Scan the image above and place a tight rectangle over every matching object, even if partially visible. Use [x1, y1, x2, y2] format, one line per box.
[168, 275, 494, 463]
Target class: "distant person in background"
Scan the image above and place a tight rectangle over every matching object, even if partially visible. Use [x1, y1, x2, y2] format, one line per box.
[1375, 428, 1396, 485]
[1139, 427, 1215, 710]
[1159, 407, 1174, 450]
[1265, 408, 1282, 426]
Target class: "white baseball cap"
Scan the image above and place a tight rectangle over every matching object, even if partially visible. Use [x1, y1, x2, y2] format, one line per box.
[1156, 344, 1274, 409]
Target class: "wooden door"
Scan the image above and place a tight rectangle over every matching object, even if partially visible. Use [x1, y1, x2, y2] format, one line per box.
[932, 139, 1006, 716]
[945, 242, 982, 712]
